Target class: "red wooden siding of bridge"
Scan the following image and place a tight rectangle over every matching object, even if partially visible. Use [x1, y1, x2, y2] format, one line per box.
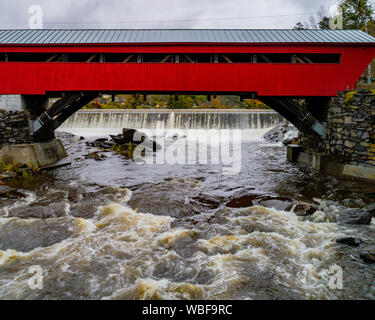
[0, 43, 374, 96]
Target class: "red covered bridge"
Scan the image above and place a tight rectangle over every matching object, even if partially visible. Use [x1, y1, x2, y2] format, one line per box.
[0, 28, 375, 139]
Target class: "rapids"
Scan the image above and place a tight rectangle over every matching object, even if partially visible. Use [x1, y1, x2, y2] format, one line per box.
[0, 111, 374, 300]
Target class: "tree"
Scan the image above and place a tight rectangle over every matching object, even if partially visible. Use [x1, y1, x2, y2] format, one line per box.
[297, 6, 331, 29]
[340, 0, 373, 29]
[319, 16, 331, 29]
[167, 95, 194, 109]
[365, 19, 375, 36]
[294, 22, 305, 30]
[317, 6, 331, 29]
[242, 99, 270, 110]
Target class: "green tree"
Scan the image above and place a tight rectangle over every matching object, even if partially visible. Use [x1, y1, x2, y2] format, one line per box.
[319, 16, 331, 29]
[340, 0, 373, 29]
[365, 19, 375, 35]
[294, 22, 305, 30]
[167, 95, 194, 109]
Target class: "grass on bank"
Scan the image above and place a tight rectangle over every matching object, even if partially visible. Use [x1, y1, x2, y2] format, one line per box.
[0, 155, 40, 182]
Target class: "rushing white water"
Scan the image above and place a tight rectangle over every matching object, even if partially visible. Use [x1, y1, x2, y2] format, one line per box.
[2, 110, 374, 300]
[60, 110, 285, 131]
[59, 109, 285, 142]
[1, 130, 375, 300]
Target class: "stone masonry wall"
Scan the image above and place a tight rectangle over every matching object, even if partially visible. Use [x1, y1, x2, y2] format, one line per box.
[299, 90, 375, 168]
[0, 95, 22, 112]
[0, 109, 32, 146]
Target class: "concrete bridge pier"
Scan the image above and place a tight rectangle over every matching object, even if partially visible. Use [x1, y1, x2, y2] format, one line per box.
[0, 94, 68, 168]
[288, 90, 375, 184]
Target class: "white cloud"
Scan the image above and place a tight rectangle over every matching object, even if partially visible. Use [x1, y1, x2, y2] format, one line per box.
[0, 0, 339, 29]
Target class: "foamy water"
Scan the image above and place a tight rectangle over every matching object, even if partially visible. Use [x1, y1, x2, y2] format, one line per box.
[1, 113, 375, 300]
[0, 188, 348, 300]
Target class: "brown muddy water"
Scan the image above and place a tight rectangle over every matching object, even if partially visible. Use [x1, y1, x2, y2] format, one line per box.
[0, 128, 375, 300]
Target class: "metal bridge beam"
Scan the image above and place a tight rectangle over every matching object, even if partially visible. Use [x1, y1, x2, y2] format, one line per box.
[32, 92, 97, 142]
[258, 96, 326, 137]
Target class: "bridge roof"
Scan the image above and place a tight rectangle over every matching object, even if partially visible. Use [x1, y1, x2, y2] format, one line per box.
[0, 29, 375, 45]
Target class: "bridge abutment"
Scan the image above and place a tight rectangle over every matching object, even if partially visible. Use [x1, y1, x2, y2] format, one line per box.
[0, 95, 67, 168]
[290, 90, 375, 183]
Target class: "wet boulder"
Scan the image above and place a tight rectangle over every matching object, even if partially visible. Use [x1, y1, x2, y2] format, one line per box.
[263, 123, 299, 145]
[191, 194, 222, 210]
[226, 195, 258, 208]
[368, 204, 375, 217]
[123, 128, 144, 143]
[123, 128, 162, 152]
[336, 237, 362, 247]
[338, 208, 372, 225]
[110, 128, 161, 152]
[86, 138, 114, 149]
[263, 123, 288, 143]
[360, 252, 375, 264]
[84, 152, 107, 161]
[282, 129, 299, 146]
[8, 203, 68, 219]
[94, 138, 114, 149]
[255, 196, 293, 211]
[0, 185, 25, 199]
[292, 201, 318, 216]
[110, 134, 128, 145]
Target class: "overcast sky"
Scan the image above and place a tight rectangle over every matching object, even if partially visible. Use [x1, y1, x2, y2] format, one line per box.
[0, 0, 346, 29]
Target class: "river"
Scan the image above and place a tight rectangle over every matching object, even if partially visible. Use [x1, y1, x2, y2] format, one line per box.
[0, 110, 374, 300]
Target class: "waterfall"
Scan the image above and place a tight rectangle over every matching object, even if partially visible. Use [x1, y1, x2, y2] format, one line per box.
[60, 110, 285, 131]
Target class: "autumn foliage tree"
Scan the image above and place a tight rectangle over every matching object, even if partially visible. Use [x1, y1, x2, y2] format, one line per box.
[340, 0, 373, 29]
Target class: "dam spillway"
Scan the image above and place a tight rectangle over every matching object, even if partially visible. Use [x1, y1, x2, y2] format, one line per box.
[60, 109, 286, 131]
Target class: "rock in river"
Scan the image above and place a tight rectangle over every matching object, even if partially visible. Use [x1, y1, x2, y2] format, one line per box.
[336, 237, 362, 247]
[292, 201, 318, 216]
[110, 128, 161, 152]
[360, 252, 375, 264]
[0, 185, 25, 199]
[226, 195, 258, 208]
[263, 123, 298, 145]
[368, 204, 375, 217]
[338, 208, 372, 225]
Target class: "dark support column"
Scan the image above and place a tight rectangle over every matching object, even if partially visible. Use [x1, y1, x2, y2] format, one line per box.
[21, 95, 49, 120]
[258, 96, 325, 137]
[32, 92, 97, 142]
[304, 97, 331, 122]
